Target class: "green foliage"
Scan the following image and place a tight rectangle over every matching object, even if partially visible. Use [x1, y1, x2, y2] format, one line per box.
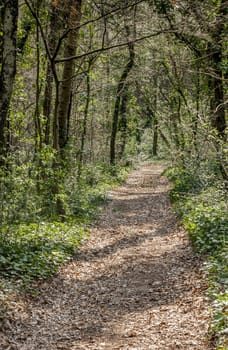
[166, 166, 202, 201]
[165, 158, 224, 203]
[151, 0, 174, 14]
[148, 0, 173, 15]
[67, 162, 130, 220]
[0, 222, 86, 284]
[0, 155, 130, 289]
[166, 161, 228, 349]
[0, 161, 41, 224]
[67, 184, 108, 221]
[183, 195, 228, 253]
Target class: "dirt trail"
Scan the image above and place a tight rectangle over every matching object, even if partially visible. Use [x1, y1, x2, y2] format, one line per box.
[2, 163, 212, 349]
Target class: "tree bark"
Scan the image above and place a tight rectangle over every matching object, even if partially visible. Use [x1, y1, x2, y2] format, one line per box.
[77, 61, 91, 181]
[208, 0, 227, 139]
[0, 1, 4, 63]
[110, 41, 135, 165]
[34, 1, 42, 153]
[0, 0, 18, 164]
[152, 78, 158, 157]
[43, 5, 60, 145]
[57, 0, 82, 158]
[152, 115, 158, 157]
[192, 66, 200, 155]
[119, 85, 128, 159]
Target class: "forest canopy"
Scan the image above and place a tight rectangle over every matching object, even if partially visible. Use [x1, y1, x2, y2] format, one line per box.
[0, 0, 227, 181]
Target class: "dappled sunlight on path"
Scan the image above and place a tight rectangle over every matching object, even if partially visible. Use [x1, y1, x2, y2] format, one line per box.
[1, 163, 212, 350]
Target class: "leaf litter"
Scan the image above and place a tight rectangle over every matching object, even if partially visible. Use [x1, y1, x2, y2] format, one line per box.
[1, 163, 213, 349]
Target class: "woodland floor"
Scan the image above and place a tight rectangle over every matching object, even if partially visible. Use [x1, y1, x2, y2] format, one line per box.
[1, 163, 213, 350]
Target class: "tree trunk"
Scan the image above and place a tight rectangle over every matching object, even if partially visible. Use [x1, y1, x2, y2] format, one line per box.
[152, 115, 158, 157]
[0, 1, 4, 63]
[43, 5, 60, 145]
[50, 0, 82, 218]
[34, 1, 42, 154]
[57, 0, 82, 158]
[152, 78, 158, 157]
[159, 129, 171, 150]
[78, 61, 91, 181]
[119, 85, 128, 159]
[110, 42, 135, 165]
[192, 66, 200, 156]
[0, 0, 18, 164]
[208, 48, 226, 138]
[208, 0, 226, 138]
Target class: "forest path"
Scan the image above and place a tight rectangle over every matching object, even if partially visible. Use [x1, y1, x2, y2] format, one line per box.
[4, 163, 212, 350]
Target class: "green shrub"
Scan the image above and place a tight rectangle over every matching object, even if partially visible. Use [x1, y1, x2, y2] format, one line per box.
[0, 160, 130, 286]
[0, 222, 86, 284]
[66, 162, 130, 220]
[166, 162, 228, 349]
[183, 197, 228, 253]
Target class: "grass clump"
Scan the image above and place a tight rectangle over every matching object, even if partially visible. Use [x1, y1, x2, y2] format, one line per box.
[165, 162, 228, 349]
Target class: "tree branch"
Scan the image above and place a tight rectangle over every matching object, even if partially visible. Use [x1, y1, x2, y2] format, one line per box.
[55, 30, 175, 63]
[52, 0, 145, 60]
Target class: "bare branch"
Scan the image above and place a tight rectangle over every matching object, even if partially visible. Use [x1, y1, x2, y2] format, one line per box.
[24, 0, 52, 62]
[52, 0, 145, 59]
[55, 30, 175, 63]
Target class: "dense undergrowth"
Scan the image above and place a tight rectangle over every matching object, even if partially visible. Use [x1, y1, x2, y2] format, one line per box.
[0, 161, 130, 294]
[165, 159, 228, 350]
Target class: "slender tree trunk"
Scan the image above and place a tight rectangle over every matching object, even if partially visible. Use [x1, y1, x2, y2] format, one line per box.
[110, 42, 135, 165]
[192, 66, 200, 155]
[152, 78, 158, 157]
[34, 2, 42, 154]
[152, 115, 158, 157]
[53, 79, 60, 150]
[0, 2, 4, 63]
[207, 1, 227, 182]
[43, 62, 53, 145]
[208, 0, 226, 139]
[43, 5, 60, 145]
[78, 62, 91, 181]
[51, 0, 82, 218]
[57, 0, 82, 158]
[177, 95, 185, 151]
[110, 5, 137, 166]
[159, 129, 171, 149]
[0, 0, 18, 164]
[170, 97, 180, 151]
[119, 85, 128, 159]
[208, 50, 226, 138]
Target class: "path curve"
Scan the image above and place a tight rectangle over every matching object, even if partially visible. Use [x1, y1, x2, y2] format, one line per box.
[2, 163, 212, 349]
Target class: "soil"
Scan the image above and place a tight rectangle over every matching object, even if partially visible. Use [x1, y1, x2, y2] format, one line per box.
[1, 163, 212, 350]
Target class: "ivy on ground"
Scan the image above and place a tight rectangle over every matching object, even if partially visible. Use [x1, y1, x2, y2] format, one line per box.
[165, 164, 228, 349]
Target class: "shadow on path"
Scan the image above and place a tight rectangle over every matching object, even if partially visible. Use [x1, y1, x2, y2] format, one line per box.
[19, 245, 197, 347]
[4, 164, 209, 350]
